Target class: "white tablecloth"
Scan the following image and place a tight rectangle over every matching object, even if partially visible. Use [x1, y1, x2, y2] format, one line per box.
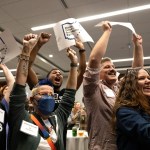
[66, 130, 88, 150]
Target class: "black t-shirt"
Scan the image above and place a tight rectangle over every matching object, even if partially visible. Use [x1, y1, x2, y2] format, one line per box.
[53, 88, 65, 110]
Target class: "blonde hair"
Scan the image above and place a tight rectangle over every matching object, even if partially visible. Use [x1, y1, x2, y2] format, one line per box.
[31, 87, 38, 97]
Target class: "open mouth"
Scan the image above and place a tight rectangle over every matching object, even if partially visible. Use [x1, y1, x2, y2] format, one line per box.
[143, 86, 150, 91]
[108, 72, 116, 76]
[54, 77, 61, 84]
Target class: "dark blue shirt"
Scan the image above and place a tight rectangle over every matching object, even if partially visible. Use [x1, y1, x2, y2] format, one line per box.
[116, 107, 150, 150]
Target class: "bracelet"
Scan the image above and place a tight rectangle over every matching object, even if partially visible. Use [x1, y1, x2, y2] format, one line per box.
[70, 63, 78, 67]
[19, 54, 30, 61]
[79, 49, 86, 52]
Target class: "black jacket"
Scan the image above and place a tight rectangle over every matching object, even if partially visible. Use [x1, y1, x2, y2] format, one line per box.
[0, 102, 7, 150]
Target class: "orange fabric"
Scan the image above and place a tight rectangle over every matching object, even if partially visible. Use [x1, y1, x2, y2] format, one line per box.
[31, 114, 56, 150]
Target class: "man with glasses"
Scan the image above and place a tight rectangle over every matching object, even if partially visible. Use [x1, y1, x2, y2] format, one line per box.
[8, 33, 78, 150]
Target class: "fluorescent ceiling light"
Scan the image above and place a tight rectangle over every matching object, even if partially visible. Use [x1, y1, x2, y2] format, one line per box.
[31, 23, 56, 31]
[31, 4, 150, 31]
[77, 4, 150, 22]
[112, 56, 150, 63]
[0, 69, 16, 73]
[85, 56, 150, 65]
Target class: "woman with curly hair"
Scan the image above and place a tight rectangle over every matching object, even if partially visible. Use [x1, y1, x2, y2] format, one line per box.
[113, 68, 150, 150]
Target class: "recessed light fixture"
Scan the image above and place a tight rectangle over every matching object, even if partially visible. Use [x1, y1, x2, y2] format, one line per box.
[49, 54, 53, 58]
[31, 4, 150, 31]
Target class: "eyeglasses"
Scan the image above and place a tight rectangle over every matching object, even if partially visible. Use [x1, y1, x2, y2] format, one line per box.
[33, 92, 54, 98]
[124, 67, 150, 80]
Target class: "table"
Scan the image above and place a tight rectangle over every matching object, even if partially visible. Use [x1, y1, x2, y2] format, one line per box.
[66, 130, 89, 150]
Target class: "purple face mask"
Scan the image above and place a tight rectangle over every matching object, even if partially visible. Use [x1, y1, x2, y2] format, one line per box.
[37, 95, 55, 115]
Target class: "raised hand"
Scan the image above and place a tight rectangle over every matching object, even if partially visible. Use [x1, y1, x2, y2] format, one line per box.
[37, 32, 51, 46]
[132, 34, 143, 46]
[74, 38, 84, 50]
[23, 33, 38, 55]
[101, 21, 112, 32]
[66, 48, 78, 64]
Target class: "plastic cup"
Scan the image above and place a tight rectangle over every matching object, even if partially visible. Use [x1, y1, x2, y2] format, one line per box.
[72, 127, 77, 137]
[78, 130, 84, 137]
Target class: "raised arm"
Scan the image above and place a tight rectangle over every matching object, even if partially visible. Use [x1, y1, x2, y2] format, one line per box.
[0, 64, 15, 102]
[74, 38, 86, 90]
[66, 48, 78, 90]
[28, 32, 51, 67]
[132, 34, 144, 68]
[88, 21, 112, 68]
[27, 32, 51, 89]
[16, 34, 38, 85]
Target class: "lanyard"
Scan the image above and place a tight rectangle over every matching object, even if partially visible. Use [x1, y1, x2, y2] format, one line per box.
[30, 114, 56, 150]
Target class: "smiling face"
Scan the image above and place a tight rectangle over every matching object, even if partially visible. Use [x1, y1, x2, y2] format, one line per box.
[137, 69, 150, 97]
[100, 61, 117, 85]
[48, 69, 63, 90]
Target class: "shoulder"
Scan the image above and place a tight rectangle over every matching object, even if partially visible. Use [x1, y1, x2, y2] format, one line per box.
[117, 107, 141, 119]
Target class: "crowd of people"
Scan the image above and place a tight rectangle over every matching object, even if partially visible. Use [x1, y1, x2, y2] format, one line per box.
[0, 20, 149, 150]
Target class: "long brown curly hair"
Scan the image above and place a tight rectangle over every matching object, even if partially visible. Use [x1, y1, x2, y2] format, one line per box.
[112, 68, 150, 130]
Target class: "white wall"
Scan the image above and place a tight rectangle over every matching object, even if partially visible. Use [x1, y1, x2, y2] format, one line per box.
[61, 77, 84, 104]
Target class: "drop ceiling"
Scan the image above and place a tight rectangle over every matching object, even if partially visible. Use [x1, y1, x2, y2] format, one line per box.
[0, 0, 150, 80]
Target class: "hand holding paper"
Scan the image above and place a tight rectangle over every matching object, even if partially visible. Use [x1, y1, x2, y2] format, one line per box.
[74, 38, 85, 50]
[96, 21, 137, 35]
[53, 18, 94, 51]
[132, 34, 142, 46]
[100, 21, 112, 32]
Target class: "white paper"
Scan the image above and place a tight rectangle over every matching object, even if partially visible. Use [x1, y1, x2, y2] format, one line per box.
[0, 108, 5, 123]
[53, 18, 94, 51]
[0, 29, 21, 63]
[96, 21, 137, 35]
[104, 89, 115, 98]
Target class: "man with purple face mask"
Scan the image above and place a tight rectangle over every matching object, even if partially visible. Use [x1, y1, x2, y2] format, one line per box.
[8, 33, 78, 150]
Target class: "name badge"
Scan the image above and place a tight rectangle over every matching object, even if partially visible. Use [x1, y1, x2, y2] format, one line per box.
[0, 108, 5, 123]
[104, 89, 115, 98]
[20, 120, 38, 137]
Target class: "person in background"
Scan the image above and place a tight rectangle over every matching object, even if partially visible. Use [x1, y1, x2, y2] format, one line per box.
[112, 68, 150, 150]
[0, 63, 15, 150]
[67, 101, 87, 130]
[83, 21, 144, 150]
[8, 33, 78, 150]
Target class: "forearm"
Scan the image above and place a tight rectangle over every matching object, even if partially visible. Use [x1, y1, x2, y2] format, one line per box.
[132, 44, 144, 68]
[27, 67, 38, 90]
[27, 43, 41, 88]
[66, 65, 78, 89]
[29, 43, 42, 67]
[0, 65, 14, 102]
[1, 65, 15, 86]
[16, 53, 30, 85]
[88, 30, 111, 68]
[77, 51, 86, 90]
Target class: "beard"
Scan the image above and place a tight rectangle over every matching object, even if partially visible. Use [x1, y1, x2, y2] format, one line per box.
[53, 84, 62, 92]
